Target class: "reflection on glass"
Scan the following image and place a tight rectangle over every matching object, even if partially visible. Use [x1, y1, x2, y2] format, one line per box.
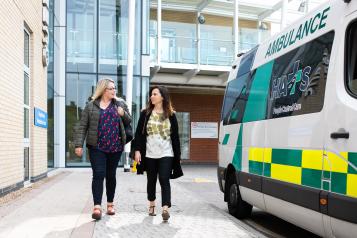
[98, 74, 124, 99]
[142, 0, 150, 55]
[24, 73, 29, 105]
[67, 0, 97, 73]
[24, 108, 29, 138]
[150, 20, 197, 64]
[24, 147, 29, 181]
[99, 0, 127, 74]
[66, 74, 96, 166]
[149, 18, 271, 66]
[201, 25, 233, 66]
[24, 30, 29, 67]
[47, 0, 55, 168]
[47, 72, 54, 167]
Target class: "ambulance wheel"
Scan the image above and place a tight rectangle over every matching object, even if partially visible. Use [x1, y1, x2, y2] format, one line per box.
[227, 177, 252, 219]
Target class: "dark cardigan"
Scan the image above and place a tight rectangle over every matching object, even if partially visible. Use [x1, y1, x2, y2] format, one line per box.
[132, 109, 183, 179]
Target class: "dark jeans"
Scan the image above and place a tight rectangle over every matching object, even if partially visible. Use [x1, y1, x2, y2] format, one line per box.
[146, 157, 173, 207]
[89, 148, 122, 206]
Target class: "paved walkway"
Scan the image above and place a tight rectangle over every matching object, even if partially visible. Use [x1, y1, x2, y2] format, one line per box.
[0, 167, 266, 238]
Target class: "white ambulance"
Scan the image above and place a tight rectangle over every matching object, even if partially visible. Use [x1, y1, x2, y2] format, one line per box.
[218, 0, 357, 237]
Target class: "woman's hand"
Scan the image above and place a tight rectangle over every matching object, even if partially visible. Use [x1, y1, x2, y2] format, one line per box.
[75, 147, 83, 157]
[134, 151, 141, 164]
[117, 106, 124, 116]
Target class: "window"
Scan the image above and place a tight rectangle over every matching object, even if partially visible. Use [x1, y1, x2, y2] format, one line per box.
[237, 47, 257, 77]
[221, 31, 334, 124]
[24, 30, 30, 140]
[24, 30, 29, 67]
[222, 72, 254, 125]
[24, 28, 30, 181]
[267, 31, 334, 119]
[221, 49, 257, 125]
[346, 21, 357, 97]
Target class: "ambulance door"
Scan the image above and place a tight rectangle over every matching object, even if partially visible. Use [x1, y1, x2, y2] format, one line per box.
[263, 31, 334, 237]
[323, 13, 357, 238]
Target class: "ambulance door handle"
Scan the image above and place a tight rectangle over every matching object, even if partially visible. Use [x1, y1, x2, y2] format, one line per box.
[330, 131, 349, 139]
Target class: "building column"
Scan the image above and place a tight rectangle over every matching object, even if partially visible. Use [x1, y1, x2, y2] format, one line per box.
[234, 0, 239, 56]
[257, 21, 262, 44]
[123, 0, 136, 172]
[305, 0, 310, 14]
[54, 0, 66, 167]
[157, 0, 162, 65]
[281, 0, 288, 31]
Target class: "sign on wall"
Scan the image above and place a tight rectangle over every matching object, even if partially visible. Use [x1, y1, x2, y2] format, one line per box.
[191, 122, 218, 139]
[34, 108, 48, 128]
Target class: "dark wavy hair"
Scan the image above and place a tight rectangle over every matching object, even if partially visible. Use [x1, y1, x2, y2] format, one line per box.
[146, 86, 174, 119]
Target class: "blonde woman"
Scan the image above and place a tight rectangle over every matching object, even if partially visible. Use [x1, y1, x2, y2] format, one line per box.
[73, 78, 131, 220]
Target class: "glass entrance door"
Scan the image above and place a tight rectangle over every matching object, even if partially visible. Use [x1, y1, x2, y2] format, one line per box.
[175, 112, 190, 160]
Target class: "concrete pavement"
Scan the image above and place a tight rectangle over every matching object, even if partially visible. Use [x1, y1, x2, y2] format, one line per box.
[0, 166, 267, 238]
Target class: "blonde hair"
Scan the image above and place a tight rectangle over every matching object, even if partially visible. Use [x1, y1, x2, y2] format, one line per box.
[91, 78, 115, 101]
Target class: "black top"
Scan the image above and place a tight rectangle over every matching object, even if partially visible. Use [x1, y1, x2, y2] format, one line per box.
[132, 109, 183, 179]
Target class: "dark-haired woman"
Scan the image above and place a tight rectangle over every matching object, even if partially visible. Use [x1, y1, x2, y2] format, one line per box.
[133, 86, 183, 222]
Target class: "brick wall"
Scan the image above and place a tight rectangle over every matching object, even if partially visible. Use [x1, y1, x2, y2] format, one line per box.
[171, 93, 223, 163]
[0, 0, 47, 190]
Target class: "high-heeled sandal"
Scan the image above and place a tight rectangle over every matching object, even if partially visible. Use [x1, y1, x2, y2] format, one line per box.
[148, 205, 156, 216]
[92, 207, 102, 220]
[107, 204, 115, 215]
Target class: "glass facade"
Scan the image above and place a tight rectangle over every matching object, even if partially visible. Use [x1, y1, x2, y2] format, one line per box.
[149, 11, 271, 66]
[65, 0, 149, 167]
[47, 0, 55, 168]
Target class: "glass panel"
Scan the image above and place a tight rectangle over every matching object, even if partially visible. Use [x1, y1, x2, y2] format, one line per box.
[67, 0, 97, 73]
[176, 112, 190, 160]
[201, 24, 233, 66]
[141, 76, 149, 108]
[47, 72, 54, 167]
[66, 73, 97, 166]
[161, 35, 196, 64]
[134, 0, 142, 75]
[346, 21, 357, 96]
[98, 0, 128, 74]
[222, 72, 252, 125]
[24, 147, 29, 181]
[149, 20, 157, 63]
[24, 73, 29, 105]
[267, 31, 334, 119]
[150, 20, 197, 64]
[131, 76, 148, 131]
[24, 108, 29, 138]
[200, 39, 234, 66]
[98, 74, 125, 99]
[24, 30, 29, 67]
[142, 0, 150, 55]
[48, 0, 56, 168]
[239, 28, 265, 53]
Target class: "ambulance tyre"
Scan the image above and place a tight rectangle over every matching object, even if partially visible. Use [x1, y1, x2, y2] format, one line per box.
[226, 174, 252, 219]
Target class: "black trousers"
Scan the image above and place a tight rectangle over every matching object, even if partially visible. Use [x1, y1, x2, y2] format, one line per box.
[146, 157, 173, 207]
[89, 148, 122, 206]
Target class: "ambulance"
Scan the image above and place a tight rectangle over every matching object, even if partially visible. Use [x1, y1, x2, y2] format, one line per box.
[218, 0, 357, 237]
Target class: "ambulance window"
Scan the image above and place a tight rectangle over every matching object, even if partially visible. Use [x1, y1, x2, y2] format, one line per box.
[237, 47, 258, 77]
[221, 72, 253, 125]
[346, 21, 357, 97]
